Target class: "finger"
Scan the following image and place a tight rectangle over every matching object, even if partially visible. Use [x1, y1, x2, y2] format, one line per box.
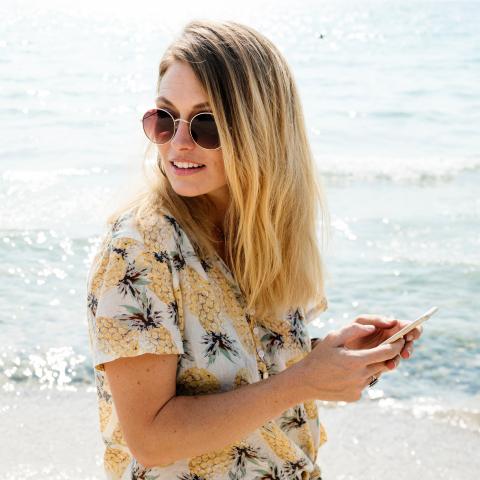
[368, 354, 401, 374]
[365, 361, 390, 377]
[353, 337, 406, 365]
[405, 325, 423, 341]
[385, 354, 402, 369]
[355, 315, 398, 328]
[400, 340, 413, 359]
[399, 320, 424, 341]
[329, 323, 376, 347]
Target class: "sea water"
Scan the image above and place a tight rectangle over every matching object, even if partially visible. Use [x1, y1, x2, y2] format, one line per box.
[1, 0, 478, 478]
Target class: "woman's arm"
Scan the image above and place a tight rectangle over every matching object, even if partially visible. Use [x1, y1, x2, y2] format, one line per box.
[105, 352, 310, 469]
[143, 361, 309, 467]
[106, 326, 405, 469]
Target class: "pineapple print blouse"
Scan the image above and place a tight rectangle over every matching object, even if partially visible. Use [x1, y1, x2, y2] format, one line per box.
[86, 203, 329, 480]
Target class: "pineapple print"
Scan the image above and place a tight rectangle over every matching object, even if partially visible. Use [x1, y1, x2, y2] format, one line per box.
[251, 460, 286, 480]
[229, 443, 268, 479]
[209, 262, 257, 357]
[104, 447, 131, 478]
[208, 264, 245, 320]
[310, 463, 323, 480]
[95, 316, 140, 363]
[142, 319, 180, 354]
[177, 367, 221, 395]
[87, 291, 99, 317]
[227, 311, 257, 357]
[260, 422, 300, 463]
[280, 407, 315, 462]
[188, 443, 236, 479]
[287, 309, 310, 351]
[303, 400, 318, 420]
[285, 351, 309, 369]
[297, 423, 315, 461]
[259, 312, 291, 340]
[261, 327, 285, 355]
[319, 421, 328, 447]
[233, 367, 251, 388]
[177, 338, 194, 370]
[87, 206, 328, 480]
[136, 248, 176, 305]
[282, 457, 308, 479]
[98, 399, 112, 431]
[173, 283, 185, 335]
[182, 265, 223, 332]
[111, 421, 128, 447]
[135, 204, 176, 251]
[88, 236, 117, 297]
[200, 330, 241, 366]
[103, 238, 140, 292]
[110, 213, 128, 237]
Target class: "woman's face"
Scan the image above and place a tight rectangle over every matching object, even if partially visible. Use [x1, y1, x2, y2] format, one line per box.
[156, 60, 228, 205]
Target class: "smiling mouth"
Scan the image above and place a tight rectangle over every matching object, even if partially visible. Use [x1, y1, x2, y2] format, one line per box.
[170, 161, 206, 169]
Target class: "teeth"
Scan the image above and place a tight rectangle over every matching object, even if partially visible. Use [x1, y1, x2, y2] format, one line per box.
[173, 162, 204, 169]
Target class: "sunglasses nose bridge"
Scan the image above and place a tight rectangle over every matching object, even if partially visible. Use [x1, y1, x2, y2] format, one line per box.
[171, 117, 195, 146]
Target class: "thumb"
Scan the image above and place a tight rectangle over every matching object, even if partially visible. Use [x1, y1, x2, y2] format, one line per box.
[331, 323, 376, 347]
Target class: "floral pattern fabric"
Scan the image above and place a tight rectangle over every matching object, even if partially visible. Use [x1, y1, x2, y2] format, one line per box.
[86, 204, 329, 480]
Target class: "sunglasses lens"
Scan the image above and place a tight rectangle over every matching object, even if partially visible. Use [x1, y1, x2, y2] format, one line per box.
[191, 113, 220, 149]
[142, 109, 174, 144]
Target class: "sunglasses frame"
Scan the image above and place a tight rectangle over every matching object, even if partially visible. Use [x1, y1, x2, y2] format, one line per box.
[141, 107, 222, 151]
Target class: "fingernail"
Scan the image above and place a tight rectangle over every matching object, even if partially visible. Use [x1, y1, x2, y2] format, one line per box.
[406, 334, 413, 341]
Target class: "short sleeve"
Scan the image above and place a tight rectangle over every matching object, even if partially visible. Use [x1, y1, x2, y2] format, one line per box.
[304, 296, 328, 325]
[86, 233, 185, 372]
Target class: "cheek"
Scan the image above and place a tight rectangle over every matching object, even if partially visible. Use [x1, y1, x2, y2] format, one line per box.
[157, 146, 168, 162]
[208, 154, 226, 181]
[215, 160, 226, 178]
[215, 164, 227, 185]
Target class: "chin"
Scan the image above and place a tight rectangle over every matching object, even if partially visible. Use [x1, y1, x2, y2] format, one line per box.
[168, 183, 208, 198]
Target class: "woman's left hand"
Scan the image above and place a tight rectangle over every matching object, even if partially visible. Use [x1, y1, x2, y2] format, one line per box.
[343, 315, 424, 371]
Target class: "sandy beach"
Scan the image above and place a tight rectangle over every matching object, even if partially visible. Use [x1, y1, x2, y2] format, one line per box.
[1, 387, 478, 480]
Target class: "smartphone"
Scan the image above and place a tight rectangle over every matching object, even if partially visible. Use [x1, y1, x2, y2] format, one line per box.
[379, 306, 439, 346]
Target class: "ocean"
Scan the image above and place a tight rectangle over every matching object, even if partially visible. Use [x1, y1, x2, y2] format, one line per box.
[1, 0, 478, 478]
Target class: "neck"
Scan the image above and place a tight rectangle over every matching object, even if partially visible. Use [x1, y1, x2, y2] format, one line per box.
[206, 185, 229, 233]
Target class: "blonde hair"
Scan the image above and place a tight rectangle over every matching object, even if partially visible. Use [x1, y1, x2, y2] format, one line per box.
[107, 19, 331, 320]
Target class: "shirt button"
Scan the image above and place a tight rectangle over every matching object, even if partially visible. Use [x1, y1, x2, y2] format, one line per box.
[258, 349, 265, 359]
[253, 327, 259, 335]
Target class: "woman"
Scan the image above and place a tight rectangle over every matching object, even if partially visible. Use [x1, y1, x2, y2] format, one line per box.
[86, 20, 422, 480]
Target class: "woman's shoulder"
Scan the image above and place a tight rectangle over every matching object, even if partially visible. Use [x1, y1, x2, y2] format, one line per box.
[107, 204, 184, 252]
[86, 205, 186, 287]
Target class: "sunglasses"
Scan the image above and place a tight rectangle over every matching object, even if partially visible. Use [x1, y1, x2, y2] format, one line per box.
[141, 108, 221, 150]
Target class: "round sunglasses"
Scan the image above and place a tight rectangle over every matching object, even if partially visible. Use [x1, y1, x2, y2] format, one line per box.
[141, 108, 221, 150]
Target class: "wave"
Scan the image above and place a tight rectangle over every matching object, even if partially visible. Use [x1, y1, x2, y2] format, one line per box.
[315, 154, 480, 184]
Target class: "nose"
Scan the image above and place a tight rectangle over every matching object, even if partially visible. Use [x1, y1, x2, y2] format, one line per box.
[171, 119, 195, 149]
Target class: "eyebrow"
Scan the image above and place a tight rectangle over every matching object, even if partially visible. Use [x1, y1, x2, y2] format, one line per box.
[155, 96, 211, 110]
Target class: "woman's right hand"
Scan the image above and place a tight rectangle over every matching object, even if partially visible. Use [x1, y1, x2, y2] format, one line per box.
[299, 323, 406, 402]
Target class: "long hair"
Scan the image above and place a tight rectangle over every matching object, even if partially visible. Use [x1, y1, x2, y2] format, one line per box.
[107, 19, 331, 320]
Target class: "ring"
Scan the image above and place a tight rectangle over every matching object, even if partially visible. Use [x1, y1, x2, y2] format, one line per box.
[368, 375, 379, 388]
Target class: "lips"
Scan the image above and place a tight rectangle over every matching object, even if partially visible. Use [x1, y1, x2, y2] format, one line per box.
[170, 159, 205, 166]
[169, 162, 206, 175]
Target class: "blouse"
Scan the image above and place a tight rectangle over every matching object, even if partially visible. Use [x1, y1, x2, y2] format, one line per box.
[85, 203, 329, 480]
